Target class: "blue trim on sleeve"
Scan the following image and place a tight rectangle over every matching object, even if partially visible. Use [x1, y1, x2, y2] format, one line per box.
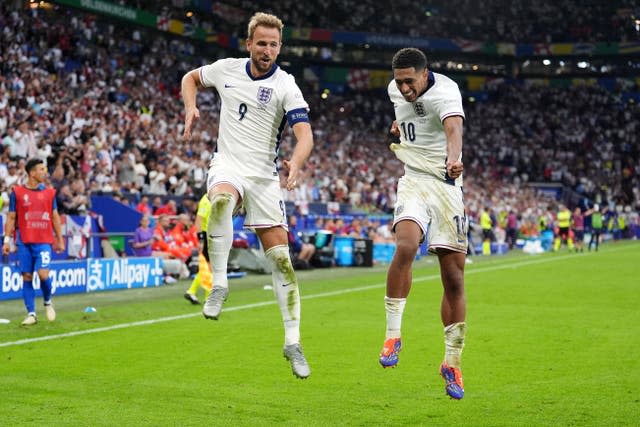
[286, 108, 310, 127]
[9, 190, 16, 212]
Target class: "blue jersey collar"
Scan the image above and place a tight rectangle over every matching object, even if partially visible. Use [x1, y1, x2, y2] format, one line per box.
[417, 70, 435, 99]
[245, 60, 278, 81]
[25, 183, 47, 191]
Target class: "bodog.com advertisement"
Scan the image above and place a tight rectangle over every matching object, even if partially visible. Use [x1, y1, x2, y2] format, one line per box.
[1, 257, 164, 301]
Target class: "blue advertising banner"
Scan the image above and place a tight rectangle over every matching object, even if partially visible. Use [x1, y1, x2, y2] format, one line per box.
[86, 257, 164, 292]
[1, 260, 88, 300]
[1, 257, 164, 301]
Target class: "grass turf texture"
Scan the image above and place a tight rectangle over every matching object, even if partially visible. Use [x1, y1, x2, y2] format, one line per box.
[1, 241, 638, 426]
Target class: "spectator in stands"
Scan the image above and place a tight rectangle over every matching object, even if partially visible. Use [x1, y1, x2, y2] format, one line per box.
[323, 218, 336, 233]
[49, 163, 67, 190]
[56, 183, 86, 215]
[169, 213, 199, 256]
[4, 162, 21, 188]
[373, 221, 395, 243]
[2, 128, 18, 158]
[136, 195, 152, 215]
[287, 215, 315, 269]
[346, 217, 368, 238]
[131, 214, 154, 257]
[14, 120, 37, 160]
[147, 167, 168, 195]
[155, 199, 177, 216]
[141, 214, 190, 282]
[150, 196, 163, 214]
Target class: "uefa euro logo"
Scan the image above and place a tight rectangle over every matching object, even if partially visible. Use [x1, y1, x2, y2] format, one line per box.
[257, 86, 273, 105]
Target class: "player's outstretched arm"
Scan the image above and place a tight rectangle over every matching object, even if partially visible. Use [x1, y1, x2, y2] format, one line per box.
[181, 69, 203, 140]
[444, 115, 464, 179]
[283, 122, 314, 191]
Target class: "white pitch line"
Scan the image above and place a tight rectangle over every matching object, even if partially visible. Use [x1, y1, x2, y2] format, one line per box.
[0, 248, 627, 348]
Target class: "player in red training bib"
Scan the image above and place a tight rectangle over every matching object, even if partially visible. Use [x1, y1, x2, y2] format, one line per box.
[3, 158, 65, 325]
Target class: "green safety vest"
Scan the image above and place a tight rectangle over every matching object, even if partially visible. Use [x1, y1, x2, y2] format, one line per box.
[592, 212, 603, 229]
[557, 210, 571, 228]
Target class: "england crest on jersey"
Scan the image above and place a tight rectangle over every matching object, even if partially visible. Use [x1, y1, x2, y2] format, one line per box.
[257, 86, 273, 105]
[413, 101, 426, 117]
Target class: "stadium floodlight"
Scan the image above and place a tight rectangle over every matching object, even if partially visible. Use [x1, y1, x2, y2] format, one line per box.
[577, 61, 589, 69]
[542, 59, 551, 66]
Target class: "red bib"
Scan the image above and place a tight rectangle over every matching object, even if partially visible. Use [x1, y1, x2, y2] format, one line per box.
[14, 185, 56, 244]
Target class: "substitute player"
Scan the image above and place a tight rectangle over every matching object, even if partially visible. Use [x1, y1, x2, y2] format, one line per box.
[2, 158, 65, 325]
[379, 48, 468, 399]
[183, 193, 213, 304]
[181, 12, 314, 379]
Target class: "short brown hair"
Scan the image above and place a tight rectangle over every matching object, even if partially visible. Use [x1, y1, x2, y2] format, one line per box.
[247, 12, 283, 40]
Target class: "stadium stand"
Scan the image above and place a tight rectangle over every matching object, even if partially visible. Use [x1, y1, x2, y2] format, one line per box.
[0, 2, 638, 264]
[135, 0, 640, 43]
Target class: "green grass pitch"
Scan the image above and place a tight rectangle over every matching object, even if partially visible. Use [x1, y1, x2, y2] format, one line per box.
[1, 241, 639, 426]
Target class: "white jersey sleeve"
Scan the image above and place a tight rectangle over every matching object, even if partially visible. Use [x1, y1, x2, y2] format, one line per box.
[388, 71, 465, 186]
[282, 74, 308, 114]
[199, 58, 227, 89]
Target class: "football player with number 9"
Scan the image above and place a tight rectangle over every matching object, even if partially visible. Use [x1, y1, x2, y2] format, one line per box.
[181, 12, 314, 379]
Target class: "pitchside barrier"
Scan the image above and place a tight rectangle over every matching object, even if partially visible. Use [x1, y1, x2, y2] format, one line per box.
[0, 257, 165, 301]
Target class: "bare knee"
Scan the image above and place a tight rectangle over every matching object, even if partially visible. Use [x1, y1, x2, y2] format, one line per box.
[23, 273, 33, 281]
[395, 239, 419, 262]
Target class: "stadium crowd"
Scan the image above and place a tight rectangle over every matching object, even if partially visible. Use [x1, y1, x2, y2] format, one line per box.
[1, 4, 639, 262]
[134, 0, 640, 43]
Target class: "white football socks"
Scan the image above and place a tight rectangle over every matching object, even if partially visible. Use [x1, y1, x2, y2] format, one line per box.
[444, 322, 467, 368]
[207, 192, 236, 290]
[384, 296, 407, 339]
[265, 245, 301, 346]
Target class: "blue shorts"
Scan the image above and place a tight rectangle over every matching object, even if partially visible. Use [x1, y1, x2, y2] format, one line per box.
[17, 243, 52, 273]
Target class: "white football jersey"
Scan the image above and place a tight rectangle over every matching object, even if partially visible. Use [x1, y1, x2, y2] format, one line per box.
[199, 58, 309, 179]
[388, 71, 465, 186]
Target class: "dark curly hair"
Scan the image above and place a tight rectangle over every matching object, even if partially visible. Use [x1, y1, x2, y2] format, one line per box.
[391, 48, 428, 71]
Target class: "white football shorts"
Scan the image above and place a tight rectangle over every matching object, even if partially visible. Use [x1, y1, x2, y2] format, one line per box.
[207, 154, 287, 230]
[393, 173, 468, 254]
